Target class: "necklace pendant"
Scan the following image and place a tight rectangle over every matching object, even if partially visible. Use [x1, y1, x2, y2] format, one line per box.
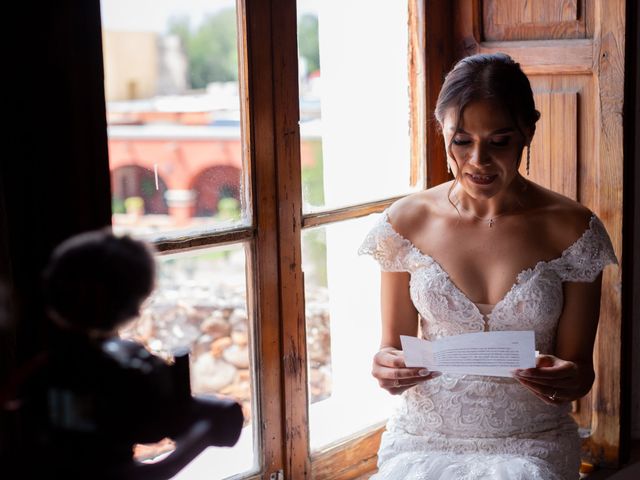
[488, 218, 494, 228]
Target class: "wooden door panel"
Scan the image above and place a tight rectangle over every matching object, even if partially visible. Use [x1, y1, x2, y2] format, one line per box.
[521, 90, 578, 199]
[483, 0, 590, 41]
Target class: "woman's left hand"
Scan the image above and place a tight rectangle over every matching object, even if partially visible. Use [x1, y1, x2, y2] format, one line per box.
[513, 354, 587, 405]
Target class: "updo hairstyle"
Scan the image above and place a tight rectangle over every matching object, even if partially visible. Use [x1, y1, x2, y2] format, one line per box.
[435, 53, 540, 174]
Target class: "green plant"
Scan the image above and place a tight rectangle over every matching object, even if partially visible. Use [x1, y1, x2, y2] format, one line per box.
[168, 10, 239, 89]
[112, 197, 126, 214]
[303, 228, 328, 288]
[298, 14, 320, 74]
[124, 196, 144, 214]
[216, 197, 240, 221]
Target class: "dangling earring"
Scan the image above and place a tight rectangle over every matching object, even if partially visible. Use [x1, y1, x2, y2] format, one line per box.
[526, 145, 531, 176]
[447, 161, 451, 175]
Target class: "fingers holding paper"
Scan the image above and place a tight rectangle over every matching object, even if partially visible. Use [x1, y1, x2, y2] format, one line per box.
[372, 347, 441, 395]
[513, 354, 580, 405]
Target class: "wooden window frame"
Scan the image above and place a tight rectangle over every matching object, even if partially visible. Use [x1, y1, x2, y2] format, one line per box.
[239, 1, 450, 478]
[163, 0, 452, 478]
[148, 1, 450, 478]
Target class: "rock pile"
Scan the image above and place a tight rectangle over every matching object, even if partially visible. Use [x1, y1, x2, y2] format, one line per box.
[121, 286, 332, 427]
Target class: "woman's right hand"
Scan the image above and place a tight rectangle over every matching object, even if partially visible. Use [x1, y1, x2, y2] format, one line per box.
[372, 347, 441, 395]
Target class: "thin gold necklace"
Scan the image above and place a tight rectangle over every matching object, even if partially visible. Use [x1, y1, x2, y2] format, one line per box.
[453, 195, 512, 228]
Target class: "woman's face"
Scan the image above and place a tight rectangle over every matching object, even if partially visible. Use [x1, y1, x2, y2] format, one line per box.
[442, 99, 533, 199]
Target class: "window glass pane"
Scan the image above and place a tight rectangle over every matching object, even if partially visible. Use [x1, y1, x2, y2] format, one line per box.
[298, 1, 418, 213]
[302, 215, 400, 451]
[119, 243, 257, 478]
[101, 0, 249, 241]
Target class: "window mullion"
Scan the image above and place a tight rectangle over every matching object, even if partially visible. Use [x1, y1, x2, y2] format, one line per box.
[269, 0, 312, 478]
[242, 0, 284, 476]
[243, 0, 310, 478]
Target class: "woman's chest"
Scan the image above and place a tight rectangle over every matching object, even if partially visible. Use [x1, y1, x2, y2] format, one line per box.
[415, 226, 562, 305]
[408, 263, 564, 352]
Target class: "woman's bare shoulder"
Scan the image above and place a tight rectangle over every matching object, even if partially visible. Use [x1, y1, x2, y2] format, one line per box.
[387, 182, 452, 238]
[527, 182, 593, 249]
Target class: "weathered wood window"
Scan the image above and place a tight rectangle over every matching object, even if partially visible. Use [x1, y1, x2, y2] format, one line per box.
[100, 0, 430, 478]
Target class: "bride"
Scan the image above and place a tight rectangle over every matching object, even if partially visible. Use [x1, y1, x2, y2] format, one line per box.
[360, 53, 617, 479]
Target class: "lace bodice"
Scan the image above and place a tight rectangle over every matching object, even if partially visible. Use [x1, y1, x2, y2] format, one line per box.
[359, 211, 617, 353]
[359, 210, 617, 480]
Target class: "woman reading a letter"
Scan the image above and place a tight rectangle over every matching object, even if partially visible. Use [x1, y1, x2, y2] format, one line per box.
[359, 53, 617, 479]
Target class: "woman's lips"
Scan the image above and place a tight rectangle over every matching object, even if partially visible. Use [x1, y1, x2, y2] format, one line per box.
[466, 173, 498, 185]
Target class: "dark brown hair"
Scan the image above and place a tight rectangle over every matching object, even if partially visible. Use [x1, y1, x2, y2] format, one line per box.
[435, 53, 540, 193]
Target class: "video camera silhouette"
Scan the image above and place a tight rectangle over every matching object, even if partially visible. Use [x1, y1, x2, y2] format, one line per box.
[13, 335, 243, 479]
[3, 230, 244, 478]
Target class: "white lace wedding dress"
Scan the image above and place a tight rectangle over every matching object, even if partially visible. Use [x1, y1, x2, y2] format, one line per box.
[359, 211, 617, 480]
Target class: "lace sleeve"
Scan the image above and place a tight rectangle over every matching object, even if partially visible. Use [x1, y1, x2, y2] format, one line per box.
[552, 215, 618, 282]
[358, 212, 414, 272]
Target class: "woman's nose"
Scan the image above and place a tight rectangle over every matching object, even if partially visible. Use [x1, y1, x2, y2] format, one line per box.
[469, 143, 490, 165]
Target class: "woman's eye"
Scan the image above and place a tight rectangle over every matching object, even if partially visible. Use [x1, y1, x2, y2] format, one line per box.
[452, 138, 471, 146]
[491, 137, 510, 147]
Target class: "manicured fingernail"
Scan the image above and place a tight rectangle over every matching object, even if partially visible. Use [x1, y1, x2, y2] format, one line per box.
[430, 371, 442, 377]
[418, 369, 430, 376]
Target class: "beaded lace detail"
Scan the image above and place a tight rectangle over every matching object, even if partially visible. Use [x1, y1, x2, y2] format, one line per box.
[359, 211, 617, 480]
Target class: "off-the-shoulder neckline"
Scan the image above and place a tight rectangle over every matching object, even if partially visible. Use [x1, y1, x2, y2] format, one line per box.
[380, 209, 598, 268]
[379, 210, 599, 312]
